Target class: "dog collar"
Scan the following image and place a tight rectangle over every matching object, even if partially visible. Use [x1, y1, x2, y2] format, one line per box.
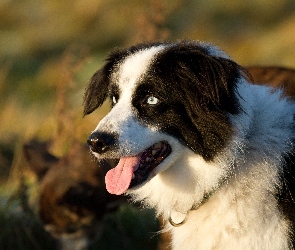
[168, 191, 213, 227]
[168, 168, 234, 227]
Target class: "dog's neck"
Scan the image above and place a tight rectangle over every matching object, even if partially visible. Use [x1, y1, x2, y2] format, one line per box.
[168, 168, 234, 227]
[128, 146, 237, 219]
[167, 190, 214, 227]
[168, 162, 290, 249]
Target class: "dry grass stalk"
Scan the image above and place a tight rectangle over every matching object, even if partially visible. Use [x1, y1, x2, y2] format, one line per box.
[132, 0, 171, 43]
[53, 46, 89, 155]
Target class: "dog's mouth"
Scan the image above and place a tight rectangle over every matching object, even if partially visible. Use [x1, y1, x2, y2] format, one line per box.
[105, 141, 171, 195]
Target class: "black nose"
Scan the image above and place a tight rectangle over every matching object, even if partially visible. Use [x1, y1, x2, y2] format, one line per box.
[87, 132, 116, 154]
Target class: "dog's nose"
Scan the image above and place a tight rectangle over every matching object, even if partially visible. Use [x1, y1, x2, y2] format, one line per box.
[87, 132, 116, 154]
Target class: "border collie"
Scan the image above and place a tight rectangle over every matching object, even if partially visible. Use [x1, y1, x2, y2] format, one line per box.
[84, 41, 295, 249]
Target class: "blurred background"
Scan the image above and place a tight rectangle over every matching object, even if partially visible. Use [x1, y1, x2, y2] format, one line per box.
[0, 0, 295, 249]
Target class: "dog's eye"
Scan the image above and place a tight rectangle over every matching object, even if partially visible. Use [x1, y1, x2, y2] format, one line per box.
[146, 96, 158, 105]
[112, 96, 117, 104]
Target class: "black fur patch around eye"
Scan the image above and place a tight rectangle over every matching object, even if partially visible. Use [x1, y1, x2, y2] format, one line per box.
[132, 41, 243, 160]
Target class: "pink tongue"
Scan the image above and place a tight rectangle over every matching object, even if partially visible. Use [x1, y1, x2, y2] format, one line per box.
[105, 156, 140, 195]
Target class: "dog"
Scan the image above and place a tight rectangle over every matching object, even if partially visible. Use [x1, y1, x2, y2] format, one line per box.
[24, 140, 124, 250]
[84, 41, 295, 249]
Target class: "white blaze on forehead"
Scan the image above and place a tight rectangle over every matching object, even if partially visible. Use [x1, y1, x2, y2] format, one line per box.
[114, 46, 165, 91]
[94, 45, 167, 156]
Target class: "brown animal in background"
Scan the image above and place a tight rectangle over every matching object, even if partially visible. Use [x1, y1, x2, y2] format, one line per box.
[23, 140, 124, 250]
[246, 66, 295, 98]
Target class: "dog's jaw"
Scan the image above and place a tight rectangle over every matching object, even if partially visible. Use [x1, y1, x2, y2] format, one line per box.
[91, 94, 231, 204]
[93, 109, 199, 196]
[104, 141, 172, 195]
[126, 145, 232, 214]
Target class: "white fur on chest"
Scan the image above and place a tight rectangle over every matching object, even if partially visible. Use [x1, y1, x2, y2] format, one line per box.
[170, 204, 289, 250]
[169, 165, 290, 250]
[131, 151, 291, 250]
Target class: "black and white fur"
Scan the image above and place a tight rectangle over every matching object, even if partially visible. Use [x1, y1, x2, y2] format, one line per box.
[84, 41, 295, 249]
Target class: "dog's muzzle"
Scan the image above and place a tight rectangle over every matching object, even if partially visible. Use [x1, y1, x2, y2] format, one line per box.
[87, 132, 117, 154]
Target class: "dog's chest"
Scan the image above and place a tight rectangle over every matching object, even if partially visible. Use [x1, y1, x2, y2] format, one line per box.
[168, 193, 289, 250]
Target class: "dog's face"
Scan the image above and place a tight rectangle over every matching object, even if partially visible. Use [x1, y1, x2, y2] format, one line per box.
[84, 41, 242, 196]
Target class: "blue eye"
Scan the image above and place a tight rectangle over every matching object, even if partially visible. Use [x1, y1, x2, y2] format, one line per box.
[146, 96, 158, 105]
[112, 96, 117, 104]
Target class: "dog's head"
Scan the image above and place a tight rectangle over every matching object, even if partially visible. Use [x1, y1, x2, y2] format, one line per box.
[84, 41, 244, 195]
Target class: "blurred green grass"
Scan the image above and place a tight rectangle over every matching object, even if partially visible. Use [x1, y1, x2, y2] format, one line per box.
[1, 0, 295, 150]
[0, 193, 159, 250]
[0, 210, 55, 250]
[90, 204, 160, 250]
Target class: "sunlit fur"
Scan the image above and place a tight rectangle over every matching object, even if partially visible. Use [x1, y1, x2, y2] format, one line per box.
[84, 41, 295, 249]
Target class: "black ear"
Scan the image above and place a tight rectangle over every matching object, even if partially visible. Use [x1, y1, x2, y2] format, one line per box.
[153, 42, 244, 160]
[181, 56, 242, 115]
[83, 68, 111, 116]
[154, 43, 243, 115]
[180, 56, 243, 160]
[176, 50, 243, 160]
[23, 140, 59, 180]
[83, 46, 136, 116]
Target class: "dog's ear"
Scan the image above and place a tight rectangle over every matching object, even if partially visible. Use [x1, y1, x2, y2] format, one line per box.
[155, 45, 245, 160]
[178, 55, 242, 116]
[83, 48, 132, 116]
[83, 68, 111, 116]
[155, 44, 243, 116]
[176, 53, 243, 160]
[23, 140, 59, 180]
